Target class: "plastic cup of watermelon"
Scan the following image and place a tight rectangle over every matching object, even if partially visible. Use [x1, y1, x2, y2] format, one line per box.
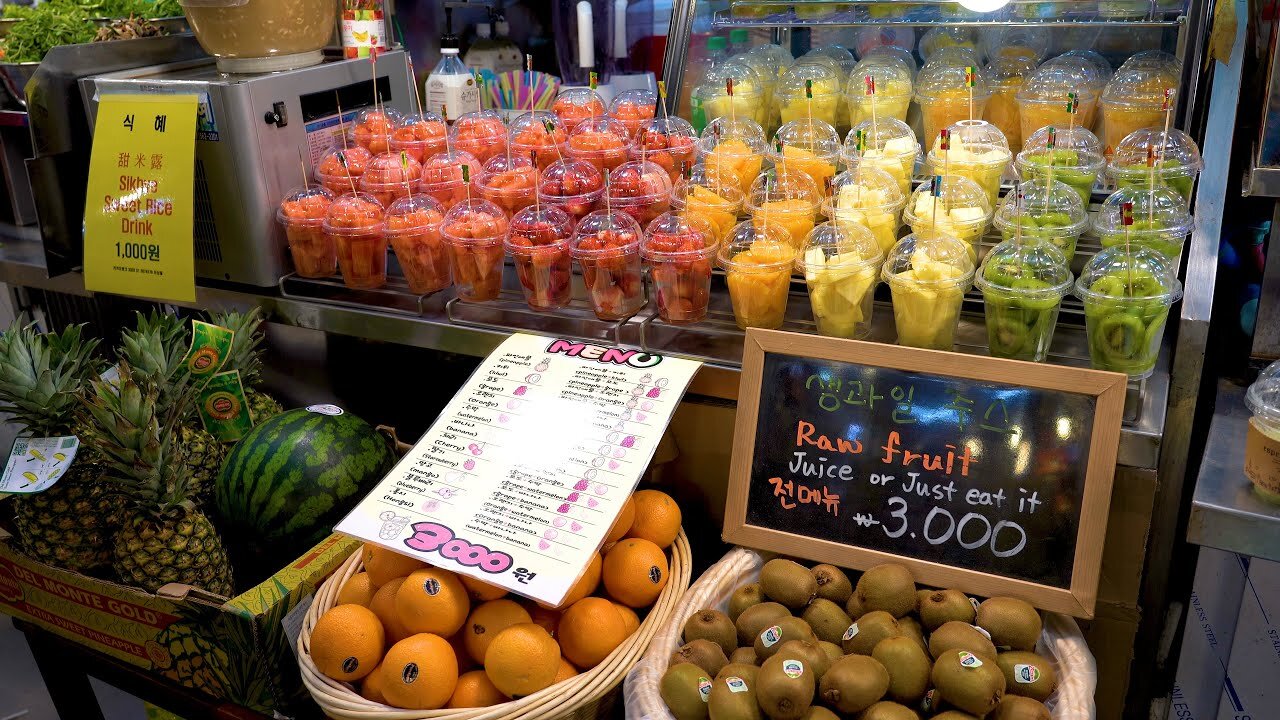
[385, 194, 451, 294]
[278, 185, 336, 278]
[323, 192, 388, 290]
[441, 199, 509, 302]
[505, 204, 575, 311]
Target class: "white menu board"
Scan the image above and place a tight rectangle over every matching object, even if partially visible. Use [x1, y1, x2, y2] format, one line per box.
[336, 333, 701, 606]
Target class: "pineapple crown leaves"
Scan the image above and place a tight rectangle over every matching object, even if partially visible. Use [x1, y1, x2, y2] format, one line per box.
[118, 309, 190, 408]
[0, 317, 101, 436]
[210, 307, 267, 387]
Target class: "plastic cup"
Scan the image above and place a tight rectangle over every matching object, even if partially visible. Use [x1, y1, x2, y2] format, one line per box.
[323, 192, 387, 290]
[440, 198, 509, 302]
[925, 119, 1011, 207]
[767, 119, 841, 199]
[846, 61, 913, 127]
[692, 60, 768, 131]
[1244, 361, 1280, 503]
[1016, 67, 1100, 143]
[984, 56, 1037, 153]
[642, 212, 718, 324]
[571, 210, 646, 320]
[1015, 126, 1106, 206]
[630, 116, 698, 184]
[797, 222, 883, 338]
[903, 174, 993, 260]
[506, 205, 574, 311]
[607, 159, 673, 230]
[992, 177, 1089, 262]
[315, 145, 372, 196]
[352, 108, 402, 156]
[859, 43, 917, 79]
[975, 237, 1073, 361]
[745, 169, 822, 250]
[1107, 127, 1203, 204]
[277, 186, 336, 278]
[1092, 185, 1194, 262]
[552, 87, 607, 133]
[508, 110, 567, 171]
[842, 117, 920, 198]
[359, 151, 423, 208]
[539, 158, 604, 223]
[610, 89, 658, 139]
[1099, 68, 1179, 156]
[800, 53, 855, 134]
[1075, 246, 1182, 378]
[698, 118, 768, 196]
[919, 26, 978, 62]
[449, 110, 508, 164]
[389, 113, 447, 164]
[474, 153, 539, 216]
[719, 220, 797, 330]
[881, 231, 976, 350]
[823, 166, 905, 258]
[671, 164, 745, 243]
[915, 60, 993, 152]
[385, 194, 450, 294]
[773, 61, 843, 131]
[566, 116, 633, 174]
[978, 26, 1050, 65]
[419, 150, 480, 211]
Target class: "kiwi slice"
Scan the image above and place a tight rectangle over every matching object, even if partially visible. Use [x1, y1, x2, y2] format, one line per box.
[755, 616, 817, 661]
[928, 621, 997, 661]
[671, 638, 729, 677]
[842, 610, 902, 656]
[661, 662, 713, 720]
[995, 651, 1057, 701]
[757, 651, 816, 720]
[975, 597, 1042, 651]
[728, 583, 766, 622]
[931, 649, 1006, 717]
[761, 559, 819, 610]
[685, 609, 738, 657]
[801, 599, 853, 644]
[855, 564, 917, 618]
[811, 564, 853, 604]
[819, 653, 889, 714]
[918, 589, 976, 630]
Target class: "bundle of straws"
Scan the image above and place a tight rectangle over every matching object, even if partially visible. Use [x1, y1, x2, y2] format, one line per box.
[479, 69, 561, 111]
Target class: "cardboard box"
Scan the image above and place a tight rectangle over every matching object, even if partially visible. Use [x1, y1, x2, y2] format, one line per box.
[1165, 547, 1247, 720]
[1215, 556, 1280, 720]
[0, 528, 359, 717]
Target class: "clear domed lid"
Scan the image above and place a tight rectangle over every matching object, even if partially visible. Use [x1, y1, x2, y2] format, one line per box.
[770, 119, 842, 161]
[825, 167, 904, 215]
[1018, 61, 1102, 103]
[567, 115, 632, 147]
[449, 110, 507, 142]
[903, 174, 993, 228]
[701, 59, 766, 98]
[848, 60, 914, 99]
[361, 151, 423, 186]
[538, 158, 604, 199]
[985, 55, 1038, 86]
[745, 168, 821, 215]
[741, 43, 794, 86]
[928, 119, 1011, 161]
[316, 145, 372, 178]
[639, 115, 697, 144]
[278, 185, 334, 223]
[1118, 49, 1181, 75]
[671, 163, 746, 209]
[508, 110, 567, 146]
[1057, 49, 1114, 86]
[440, 198, 510, 241]
[881, 231, 976, 285]
[915, 62, 990, 101]
[642, 211, 717, 257]
[607, 159, 673, 200]
[324, 191, 385, 229]
[1022, 125, 1102, 154]
[553, 87, 607, 115]
[1110, 128, 1204, 177]
[718, 220, 796, 268]
[353, 107, 403, 135]
[978, 26, 1049, 64]
[571, 209, 644, 254]
[1016, 127, 1105, 173]
[844, 117, 920, 162]
[858, 42, 917, 77]
[1101, 67, 1179, 107]
[697, 117, 768, 157]
[507, 204, 574, 246]
[993, 178, 1089, 236]
[474, 152, 537, 191]
[421, 149, 480, 184]
[776, 61, 843, 100]
[976, 236, 1073, 298]
[1093, 185, 1194, 238]
[385, 193, 446, 231]
[392, 112, 447, 144]
[610, 88, 657, 116]
[919, 27, 978, 62]
[804, 45, 857, 74]
[1040, 54, 1107, 90]
[1246, 360, 1280, 422]
[797, 221, 882, 273]
[1074, 245, 1182, 302]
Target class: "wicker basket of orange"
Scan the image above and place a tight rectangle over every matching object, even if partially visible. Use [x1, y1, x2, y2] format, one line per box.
[297, 489, 692, 720]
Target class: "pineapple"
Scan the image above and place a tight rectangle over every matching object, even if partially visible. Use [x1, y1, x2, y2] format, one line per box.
[0, 320, 124, 573]
[147, 622, 230, 696]
[119, 310, 225, 502]
[211, 308, 284, 421]
[80, 366, 235, 597]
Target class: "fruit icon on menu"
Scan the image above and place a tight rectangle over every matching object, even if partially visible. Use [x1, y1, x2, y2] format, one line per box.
[278, 186, 337, 278]
[323, 192, 388, 290]
[571, 210, 647, 320]
[385, 194, 451, 294]
[316, 145, 372, 196]
[389, 113, 448, 164]
[506, 205, 575, 311]
[441, 198, 509, 302]
[353, 108, 403, 156]
[642, 212, 718, 324]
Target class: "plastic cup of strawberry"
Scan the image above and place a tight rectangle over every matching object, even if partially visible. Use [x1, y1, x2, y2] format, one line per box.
[475, 154, 539, 215]
[641, 212, 718, 323]
[385, 194, 450, 294]
[610, 89, 658, 139]
[440, 199, 510, 302]
[553, 88, 607, 132]
[322, 192, 388, 289]
[359, 152, 423, 208]
[538, 159, 604, 222]
[608, 159, 673, 229]
[505, 205, 575, 310]
[509, 111, 568, 170]
[419, 150, 480, 211]
[571, 210, 646, 320]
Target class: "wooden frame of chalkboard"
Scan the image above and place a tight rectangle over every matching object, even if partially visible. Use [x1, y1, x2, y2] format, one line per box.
[724, 329, 1126, 618]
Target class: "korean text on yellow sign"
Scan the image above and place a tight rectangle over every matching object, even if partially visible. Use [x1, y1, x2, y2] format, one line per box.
[84, 94, 197, 303]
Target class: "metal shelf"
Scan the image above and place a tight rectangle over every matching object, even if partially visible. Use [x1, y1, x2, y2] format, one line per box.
[711, 8, 1186, 27]
[1187, 381, 1280, 561]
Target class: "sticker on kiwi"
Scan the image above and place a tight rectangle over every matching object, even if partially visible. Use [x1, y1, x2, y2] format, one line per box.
[1014, 664, 1042, 683]
[725, 677, 749, 693]
[342, 656, 360, 674]
[969, 597, 981, 612]
[921, 689, 938, 713]
[423, 578, 441, 596]
[842, 623, 859, 641]
[958, 651, 983, 668]
[760, 625, 783, 647]
[781, 659, 804, 678]
[972, 624, 993, 641]
[402, 662, 419, 683]
[698, 678, 712, 702]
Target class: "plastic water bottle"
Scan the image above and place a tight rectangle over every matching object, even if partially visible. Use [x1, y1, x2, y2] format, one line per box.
[426, 47, 479, 119]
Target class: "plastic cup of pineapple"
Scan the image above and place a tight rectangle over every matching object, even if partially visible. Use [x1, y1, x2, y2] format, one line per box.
[744, 168, 822, 250]
[692, 60, 768, 131]
[719, 220, 797, 330]
[1016, 64, 1100, 143]
[903, 174, 993, 262]
[1092, 184, 1194, 263]
[918, 27, 979, 64]
[846, 61, 913, 127]
[1099, 67, 1180, 156]
[823, 165, 905, 258]
[924, 119, 1011, 207]
[978, 26, 1051, 66]
[881, 231, 976, 350]
[992, 177, 1089, 263]
[1107, 127, 1203, 205]
[766, 118, 842, 197]
[914, 63, 993, 152]
[975, 236, 1073, 362]
[842, 117, 921, 198]
[697, 117, 768, 196]
[984, 55, 1038, 154]
[1015, 125, 1106, 206]
[802, 49, 858, 133]
[739, 43, 793, 136]
[858, 42, 917, 79]
[774, 61, 843, 132]
[670, 164, 745, 243]
[797, 221, 883, 339]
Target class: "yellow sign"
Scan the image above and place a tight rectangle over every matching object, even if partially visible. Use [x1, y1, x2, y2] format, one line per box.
[84, 94, 197, 302]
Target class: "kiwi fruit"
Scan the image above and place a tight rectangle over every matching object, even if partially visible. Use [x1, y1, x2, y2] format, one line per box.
[857, 700, 921, 720]
[896, 616, 930, 655]
[995, 651, 1058, 701]
[931, 649, 1006, 717]
[661, 663, 714, 720]
[757, 650, 816, 720]
[855, 564, 917, 618]
[871, 635, 932, 705]
[736, 602, 790, 646]
[811, 564, 853, 604]
[928, 621, 998, 661]
[819, 653, 889, 714]
[730, 647, 760, 666]
[918, 589, 976, 630]
[685, 609, 738, 657]
[729, 583, 766, 621]
[774, 638, 831, 680]
[761, 559, 819, 610]
[991, 695, 1051, 720]
[817, 641, 843, 664]
[708, 671, 763, 720]
[932, 713, 980, 720]
[755, 616, 817, 660]
[800, 707, 840, 720]
[716, 662, 761, 685]
[976, 598, 1042, 651]
[842, 610, 902, 656]
[801, 599, 853, 644]
[845, 592, 865, 620]
[672, 639, 729, 678]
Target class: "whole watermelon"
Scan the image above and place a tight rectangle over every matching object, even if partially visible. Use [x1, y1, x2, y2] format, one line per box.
[215, 408, 395, 580]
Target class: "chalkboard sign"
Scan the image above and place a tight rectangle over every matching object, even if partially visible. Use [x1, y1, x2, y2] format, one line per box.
[724, 330, 1126, 618]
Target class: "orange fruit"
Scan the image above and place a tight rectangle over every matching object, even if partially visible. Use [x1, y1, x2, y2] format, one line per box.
[369, 577, 411, 644]
[362, 544, 427, 586]
[553, 658, 579, 683]
[613, 601, 640, 636]
[605, 497, 636, 543]
[309, 604, 385, 682]
[463, 599, 533, 664]
[449, 631, 478, 672]
[461, 575, 508, 602]
[483, 623, 561, 698]
[447, 669, 509, 708]
[524, 602, 562, 639]
[602, 538, 669, 608]
[627, 490, 681, 549]
[361, 662, 388, 704]
[541, 553, 602, 610]
[337, 572, 377, 606]
[396, 568, 470, 636]
[380, 634, 459, 710]
[558, 597, 629, 668]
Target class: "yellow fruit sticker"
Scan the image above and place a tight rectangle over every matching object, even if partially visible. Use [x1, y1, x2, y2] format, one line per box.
[0, 436, 79, 494]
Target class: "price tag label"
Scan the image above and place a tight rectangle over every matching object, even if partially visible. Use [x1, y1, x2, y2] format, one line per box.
[84, 94, 198, 303]
[1, 436, 80, 494]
